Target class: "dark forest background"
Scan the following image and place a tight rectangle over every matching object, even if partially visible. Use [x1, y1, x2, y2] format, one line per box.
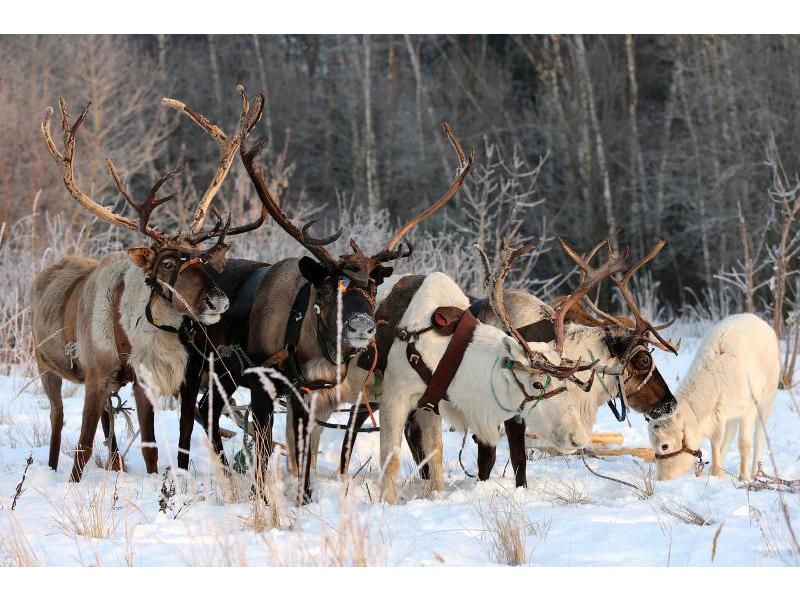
[3, 34, 800, 320]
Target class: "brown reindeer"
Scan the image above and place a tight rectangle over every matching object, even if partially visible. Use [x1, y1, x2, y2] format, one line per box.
[32, 94, 264, 481]
[176, 88, 474, 504]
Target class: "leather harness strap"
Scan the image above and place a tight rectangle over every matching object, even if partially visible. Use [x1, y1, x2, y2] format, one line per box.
[412, 308, 479, 414]
[655, 439, 703, 462]
[113, 281, 135, 384]
[278, 282, 348, 393]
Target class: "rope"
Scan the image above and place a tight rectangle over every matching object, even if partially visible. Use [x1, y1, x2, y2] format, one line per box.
[360, 340, 379, 427]
[458, 431, 476, 478]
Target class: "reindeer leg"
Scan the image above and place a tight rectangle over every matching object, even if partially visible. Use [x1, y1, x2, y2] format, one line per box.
[70, 379, 107, 482]
[505, 417, 528, 488]
[100, 397, 123, 471]
[416, 410, 445, 492]
[37, 357, 64, 471]
[403, 410, 430, 480]
[178, 366, 203, 470]
[289, 393, 313, 505]
[132, 383, 158, 474]
[476, 436, 497, 482]
[339, 404, 371, 475]
[248, 377, 275, 490]
[208, 371, 237, 468]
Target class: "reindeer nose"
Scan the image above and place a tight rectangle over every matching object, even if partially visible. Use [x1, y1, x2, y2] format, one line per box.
[347, 314, 376, 336]
[661, 443, 669, 451]
[569, 435, 581, 448]
[205, 295, 229, 313]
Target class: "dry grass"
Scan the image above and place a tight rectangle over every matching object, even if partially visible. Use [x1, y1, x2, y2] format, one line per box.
[0, 515, 41, 567]
[657, 498, 715, 526]
[476, 491, 550, 566]
[545, 478, 595, 506]
[50, 476, 125, 539]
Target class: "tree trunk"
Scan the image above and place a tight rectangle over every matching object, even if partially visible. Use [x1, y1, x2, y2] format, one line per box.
[362, 34, 381, 213]
[574, 35, 617, 247]
[207, 34, 223, 110]
[625, 35, 646, 257]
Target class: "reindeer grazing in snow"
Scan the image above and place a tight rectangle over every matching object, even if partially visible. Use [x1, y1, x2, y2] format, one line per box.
[469, 238, 680, 486]
[175, 86, 474, 504]
[648, 313, 779, 481]
[338, 238, 680, 492]
[32, 94, 264, 481]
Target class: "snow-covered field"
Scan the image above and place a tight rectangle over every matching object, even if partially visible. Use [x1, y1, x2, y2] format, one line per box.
[1, 331, 798, 567]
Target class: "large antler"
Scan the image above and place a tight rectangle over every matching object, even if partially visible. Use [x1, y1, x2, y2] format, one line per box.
[162, 87, 262, 237]
[474, 240, 588, 380]
[41, 99, 181, 244]
[238, 87, 342, 268]
[582, 240, 680, 354]
[551, 236, 629, 353]
[373, 122, 475, 264]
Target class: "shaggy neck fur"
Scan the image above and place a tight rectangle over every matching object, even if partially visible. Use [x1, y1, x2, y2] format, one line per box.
[119, 262, 189, 398]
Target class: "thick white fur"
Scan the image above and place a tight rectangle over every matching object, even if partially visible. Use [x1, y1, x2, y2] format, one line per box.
[520, 324, 623, 453]
[90, 252, 190, 398]
[648, 313, 779, 480]
[378, 272, 541, 503]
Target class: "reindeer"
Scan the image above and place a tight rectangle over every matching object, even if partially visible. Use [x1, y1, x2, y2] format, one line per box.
[174, 87, 474, 504]
[469, 239, 680, 486]
[338, 238, 679, 490]
[327, 236, 625, 503]
[32, 94, 264, 481]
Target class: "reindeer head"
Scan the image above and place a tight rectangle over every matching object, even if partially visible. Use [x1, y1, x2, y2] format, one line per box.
[239, 85, 474, 357]
[41, 93, 268, 327]
[573, 240, 681, 421]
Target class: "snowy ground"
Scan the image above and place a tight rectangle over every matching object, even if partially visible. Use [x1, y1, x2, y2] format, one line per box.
[1, 331, 799, 566]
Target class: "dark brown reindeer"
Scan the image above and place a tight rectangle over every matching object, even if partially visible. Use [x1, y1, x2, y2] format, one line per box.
[176, 86, 474, 504]
[31, 95, 263, 481]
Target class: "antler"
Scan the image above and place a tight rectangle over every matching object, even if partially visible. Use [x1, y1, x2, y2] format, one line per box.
[551, 236, 629, 352]
[238, 87, 342, 268]
[583, 240, 679, 354]
[187, 89, 269, 246]
[474, 240, 588, 380]
[41, 99, 173, 242]
[375, 122, 475, 262]
[162, 87, 258, 237]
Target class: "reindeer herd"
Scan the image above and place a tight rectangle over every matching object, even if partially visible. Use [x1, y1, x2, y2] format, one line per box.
[30, 85, 782, 507]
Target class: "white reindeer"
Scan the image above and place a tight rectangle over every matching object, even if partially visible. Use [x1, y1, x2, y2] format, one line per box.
[648, 313, 779, 480]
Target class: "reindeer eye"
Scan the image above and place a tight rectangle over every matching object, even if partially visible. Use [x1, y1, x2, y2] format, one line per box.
[338, 276, 350, 292]
[633, 352, 652, 370]
[161, 258, 176, 270]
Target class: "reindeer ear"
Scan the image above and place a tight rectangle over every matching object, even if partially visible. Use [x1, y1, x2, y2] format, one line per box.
[370, 265, 394, 285]
[205, 243, 230, 273]
[298, 256, 327, 286]
[431, 306, 465, 335]
[127, 247, 155, 270]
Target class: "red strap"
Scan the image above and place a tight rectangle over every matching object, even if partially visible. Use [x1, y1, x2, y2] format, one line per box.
[417, 308, 478, 411]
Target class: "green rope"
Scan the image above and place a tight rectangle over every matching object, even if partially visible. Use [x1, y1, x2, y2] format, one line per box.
[588, 349, 615, 400]
[490, 356, 520, 416]
[491, 358, 552, 423]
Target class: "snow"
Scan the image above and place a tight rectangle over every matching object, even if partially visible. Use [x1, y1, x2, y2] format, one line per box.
[0, 332, 798, 566]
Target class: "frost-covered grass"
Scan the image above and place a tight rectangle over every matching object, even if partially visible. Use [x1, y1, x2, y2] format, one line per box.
[0, 333, 798, 566]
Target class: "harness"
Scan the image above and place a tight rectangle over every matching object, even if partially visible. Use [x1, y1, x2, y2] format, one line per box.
[654, 440, 703, 463]
[398, 308, 478, 414]
[279, 282, 351, 394]
[598, 328, 656, 422]
[142, 253, 212, 339]
[655, 437, 705, 476]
